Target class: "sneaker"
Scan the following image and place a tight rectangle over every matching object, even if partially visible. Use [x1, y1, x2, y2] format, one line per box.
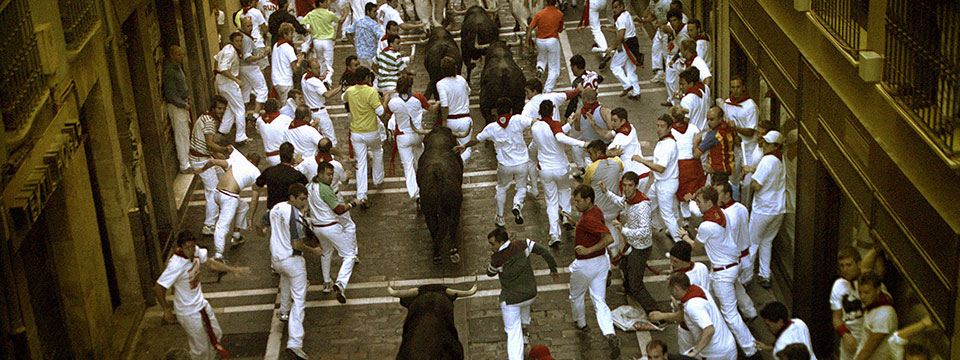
[574, 323, 589, 332]
[606, 334, 621, 359]
[229, 236, 244, 249]
[512, 207, 524, 225]
[279, 312, 290, 322]
[758, 278, 772, 289]
[358, 199, 370, 210]
[286, 347, 309, 360]
[523, 332, 530, 345]
[321, 282, 333, 293]
[495, 215, 506, 227]
[536, 67, 544, 81]
[627, 94, 641, 101]
[549, 234, 561, 248]
[201, 225, 215, 236]
[334, 283, 347, 304]
[620, 86, 634, 97]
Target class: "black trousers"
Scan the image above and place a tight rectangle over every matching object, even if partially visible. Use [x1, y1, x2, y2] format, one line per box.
[620, 246, 659, 313]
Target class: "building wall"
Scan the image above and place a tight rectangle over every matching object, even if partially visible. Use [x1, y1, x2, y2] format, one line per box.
[723, 0, 960, 357]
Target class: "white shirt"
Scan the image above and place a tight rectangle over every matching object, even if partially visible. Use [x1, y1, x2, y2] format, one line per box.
[226, 149, 262, 189]
[522, 92, 570, 122]
[257, 113, 294, 155]
[239, 32, 259, 67]
[680, 262, 712, 295]
[306, 182, 342, 224]
[697, 218, 739, 267]
[752, 154, 786, 215]
[721, 202, 750, 252]
[681, 290, 736, 357]
[830, 278, 865, 344]
[680, 91, 708, 133]
[671, 124, 700, 160]
[476, 115, 534, 167]
[774, 319, 818, 360]
[214, 44, 240, 77]
[606, 125, 649, 177]
[272, 41, 298, 87]
[269, 202, 301, 262]
[648, 0, 671, 22]
[259, 0, 280, 18]
[242, 8, 268, 47]
[723, 97, 759, 156]
[156, 246, 208, 315]
[296, 157, 347, 193]
[858, 304, 898, 359]
[302, 73, 329, 110]
[286, 122, 324, 157]
[280, 98, 298, 119]
[437, 75, 471, 115]
[615, 11, 637, 40]
[695, 39, 712, 70]
[388, 94, 426, 134]
[652, 137, 678, 180]
[530, 121, 584, 171]
[377, 3, 404, 31]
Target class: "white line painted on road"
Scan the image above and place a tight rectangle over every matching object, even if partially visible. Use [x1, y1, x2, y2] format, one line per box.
[264, 291, 283, 360]
[558, 26, 576, 85]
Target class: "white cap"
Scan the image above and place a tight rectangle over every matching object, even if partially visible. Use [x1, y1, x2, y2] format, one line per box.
[762, 130, 784, 145]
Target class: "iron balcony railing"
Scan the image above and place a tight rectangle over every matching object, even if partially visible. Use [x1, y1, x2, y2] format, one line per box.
[810, 0, 869, 55]
[0, 0, 44, 132]
[883, 0, 959, 157]
[59, 0, 98, 50]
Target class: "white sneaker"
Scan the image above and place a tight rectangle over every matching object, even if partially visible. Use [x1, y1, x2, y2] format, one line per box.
[549, 234, 561, 248]
[201, 225, 215, 235]
[279, 312, 289, 322]
[495, 215, 506, 227]
[321, 282, 333, 293]
[527, 184, 539, 197]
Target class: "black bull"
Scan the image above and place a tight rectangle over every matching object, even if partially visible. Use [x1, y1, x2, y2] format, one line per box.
[422, 27, 462, 100]
[478, 41, 526, 123]
[389, 281, 478, 360]
[416, 127, 464, 264]
[460, 5, 500, 82]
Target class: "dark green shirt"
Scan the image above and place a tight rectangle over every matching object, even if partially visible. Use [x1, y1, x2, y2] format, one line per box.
[487, 239, 558, 305]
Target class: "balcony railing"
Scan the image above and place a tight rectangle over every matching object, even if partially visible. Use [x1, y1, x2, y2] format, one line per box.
[0, 0, 44, 132]
[810, 0, 869, 55]
[59, 0, 98, 50]
[882, 0, 960, 157]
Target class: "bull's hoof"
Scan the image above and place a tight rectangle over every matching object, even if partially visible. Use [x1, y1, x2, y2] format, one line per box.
[449, 248, 461, 264]
[513, 23, 521, 32]
[433, 255, 443, 265]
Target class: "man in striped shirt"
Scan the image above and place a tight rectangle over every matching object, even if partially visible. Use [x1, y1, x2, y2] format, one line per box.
[375, 34, 408, 92]
[190, 96, 235, 235]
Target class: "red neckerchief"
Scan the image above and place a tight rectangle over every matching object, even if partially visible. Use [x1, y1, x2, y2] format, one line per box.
[659, 132, 675, 141]
[289, 118, 310, 129]
[304, 71, 319, 81]
[381, 35, 389, 42]
[676, 263, 694, 273]
[673, 23, 685, 35]
[721, 200, 738, 209]
[615, 10, 627, 21]
[684, 82, 705, 98]
[725, 93, 751, 107]
[262, 112, 281, 124]
[243, 6, 254, 14]
[276, 38, 290, 47]
[774, 320, 793, 340]
[316, 152, 333, 164]
[204, 111, 221, 121]
[383, 46, 395, 53]
[702, 205, 726, 227]
[496, 114, 512, 129]
[620, 187, 649, 205]
[615, 122, 632, 135]
[672, 121, 689, 134]
[768, 149, 783, 161]
[412, 92, 431, 110]
[680, 285, 707, 304]
[173, 248, 193, 260]
[864, 292, 893, 312]
[683, 55, 696, 67]
[544, 118, 565, 135]
[580, 102, 600, 116]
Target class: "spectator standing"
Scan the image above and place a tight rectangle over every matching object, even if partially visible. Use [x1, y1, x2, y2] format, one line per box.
[163, 45, 192, 172]
[723, 76, 759, 207]
[748, 130, 786, 289]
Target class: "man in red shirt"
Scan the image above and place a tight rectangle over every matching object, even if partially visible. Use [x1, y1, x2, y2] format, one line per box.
[694, 106, 736, 178]
[526, 0, 564, 92]
[563, 185, 621, 359]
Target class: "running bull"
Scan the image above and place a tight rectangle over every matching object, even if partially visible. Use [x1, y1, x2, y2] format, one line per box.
[455, 3, 500, 82]
[422, 27, 462, 100]
[476, 40, 526, 123]
[416, 127, 464, 264]
[388, 279, 478, 360]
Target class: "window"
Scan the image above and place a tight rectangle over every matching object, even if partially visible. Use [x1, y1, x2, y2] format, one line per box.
[0, 0, 44, 132]
[59, 0, 99, 50]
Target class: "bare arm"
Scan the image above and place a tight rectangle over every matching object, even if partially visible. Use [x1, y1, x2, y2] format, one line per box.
[648, 309, 684, 322]
[154, 284, 172, 317]
[203, 258, 250, 277]
[586, 112, 616, 141]
[633, 155, 666, 173]
[691, 326, 716, 356]
[203, 134, 232, 155]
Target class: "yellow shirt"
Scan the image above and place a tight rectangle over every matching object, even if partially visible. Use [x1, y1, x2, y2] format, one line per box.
[343, 84, 382, 133]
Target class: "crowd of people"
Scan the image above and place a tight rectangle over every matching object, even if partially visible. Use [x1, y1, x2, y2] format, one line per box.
[153, 0, 938, 359]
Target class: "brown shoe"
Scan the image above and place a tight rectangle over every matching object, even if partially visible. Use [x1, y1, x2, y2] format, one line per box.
[620, 86, 633, 97]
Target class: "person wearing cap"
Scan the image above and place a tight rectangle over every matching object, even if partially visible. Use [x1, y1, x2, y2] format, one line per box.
[661, 241, 711, 353]
[677, 186, 760, 359]
[634, 114, 681, 241]
[486, 228, 559, 360]
[528, 344, 555, 360]
[562, 185, 622, 359]
[746, 130, 786, 289]
[650, 273, 738, 359]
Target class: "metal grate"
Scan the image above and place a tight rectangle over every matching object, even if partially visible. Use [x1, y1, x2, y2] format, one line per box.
[810, 0, 868, 55]
[59, 0, 98, 49]
[0, 0, 43, 132]
[883, 0, 960, 156]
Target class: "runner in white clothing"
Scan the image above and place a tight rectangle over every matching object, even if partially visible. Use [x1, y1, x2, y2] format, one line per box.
[295, 138, 345, 184]
[239, 18, 270, 116]
[436, 57, 474, 163]
[272, 23, 304, 102]
[758, 302, 818, 360]
[456, 98, 534, 227]
[257, 99, 294, 166]
[747, 130, 786, 289]
[521, 79, 582, 200]
[589, 107, 652, 191]
[633, 114, 681, 240]
[607, 0, 642, 99]
[307, 162, 362, 304]
[214, 33, 248, 143]
[715, 181, 758, 318]
[286, 105, 325, 158]
[301, 59, 341, 146]
[382, 75, 436, 204]
[650, 273, 738, 359]
[203, 150, 263, 260]
[155, 232, 249, 360]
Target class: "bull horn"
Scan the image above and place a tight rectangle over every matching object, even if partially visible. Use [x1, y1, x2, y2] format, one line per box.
[474, 36, 491, 50]
[482, 0, 500, 14]
[504, 38, 522, 47]
[449, 7, 468, 15]
[387, 280, 420, 298]
[445, 276, 479, 297]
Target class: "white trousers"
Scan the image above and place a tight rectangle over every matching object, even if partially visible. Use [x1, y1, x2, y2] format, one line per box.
[677, 326, 695, 355]
[526, 143, 540, 193]
[191, 159, 225, 227]
[304, 38, 335, 80]
[166, 103, 191, 171]
[446, 117, 473, 162]
[611, 49, 640, 96]
[396, 133, 424, 200]
[651, 28, 668, 71]
[501, 297, 536, 360]
[750, 212, 784, 279]
[588, 0, 608, 51]
[647, 178, 680, 240]
[313, 109, 337, 147]
[176, 300, 222, 360]
[239, 65, 268, 103]
[216, 78, 248, 142]
[664, 65, 679, 104]
[710, 267, 757, 356]
[540, 167, 572, 238]
[213, 191, 249, 256]
[275, 85, 292, 104]
[496, 163, 528, 218]
[536, 38, 561, 92]
[351, 131, 383, 201]
[569, 254, 614, 336]
[275, 256, 307, 349]
[312, 220, 358, 288]
[604, 214, 622, 259]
